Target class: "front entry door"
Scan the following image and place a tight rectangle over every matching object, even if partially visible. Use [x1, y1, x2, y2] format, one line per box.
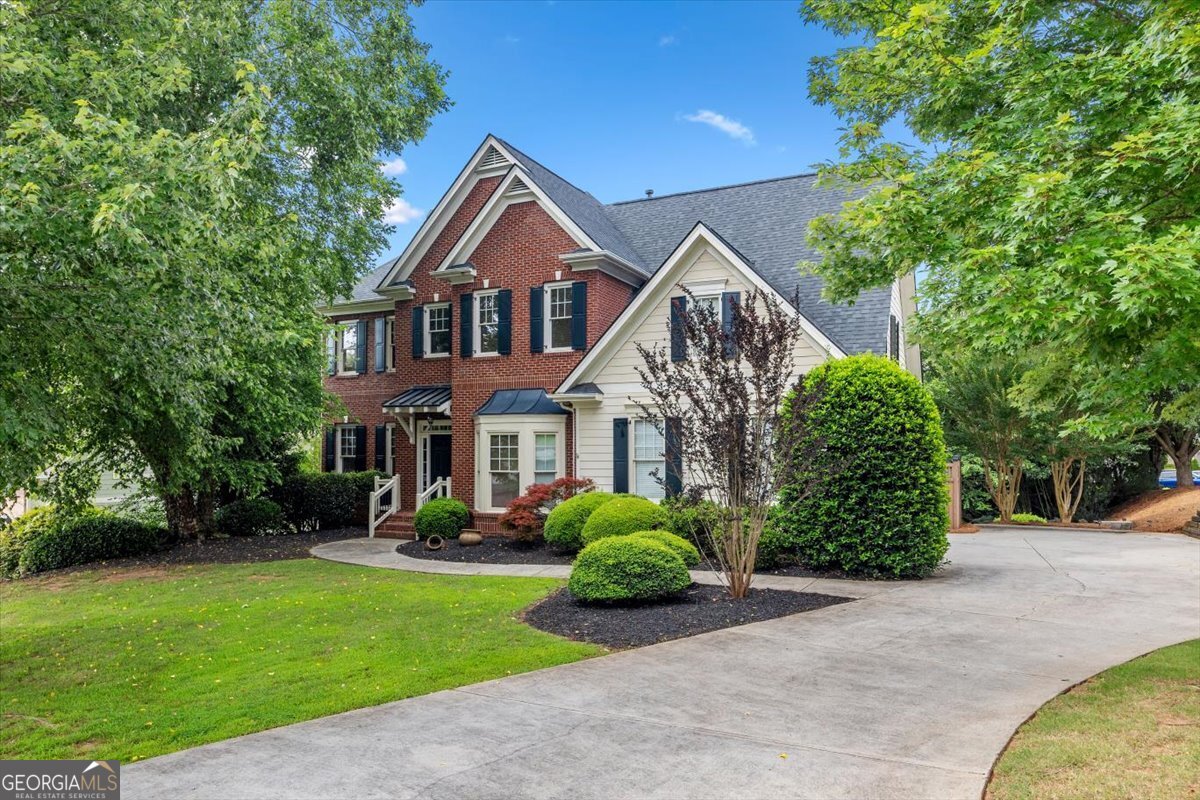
[428, 434, 452, 485]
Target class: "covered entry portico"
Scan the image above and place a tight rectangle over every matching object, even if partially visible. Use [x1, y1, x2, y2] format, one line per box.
[371, 386, 454, 536]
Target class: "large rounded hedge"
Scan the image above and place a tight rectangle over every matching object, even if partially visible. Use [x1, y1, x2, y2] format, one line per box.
[777, 354, 949, 578]
[568, 536, 691, 603]
[580, 496, 669, 546]
[629, 529, 701, 567]
[17, 509, 167, 576]
[543, 492, 615, 552]
[414, 497, 469, 539]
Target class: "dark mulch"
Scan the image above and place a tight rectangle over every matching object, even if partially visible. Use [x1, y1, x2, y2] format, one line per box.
[524, 584, 853, 649]
[397, 537, 576, 565]
[39, 528, 366, 577]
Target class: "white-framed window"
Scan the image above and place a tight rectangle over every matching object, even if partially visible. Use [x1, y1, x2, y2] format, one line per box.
[384, 424, 395, 474]
[545, 283, 573, 351]
[692, 295, 720, 319]
[475, 417, 567, 511]
[338, 321, 358, 374]
[337, 425, 357, 473]
[489, 433, 520, 509]
[385, 316, 396, 371]
[534, 433, 558, 485]
[475, 292, 499, 355]
[424, 303, 451, 356]
[633, 419, 665, 500]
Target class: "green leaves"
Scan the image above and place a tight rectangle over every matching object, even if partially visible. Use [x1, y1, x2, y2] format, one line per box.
[0, 1, 447, 515]
[801, 0, 1200, 437]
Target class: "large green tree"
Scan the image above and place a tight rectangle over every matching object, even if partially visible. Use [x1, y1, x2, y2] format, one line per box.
[0, 1, 447, 534]
[800, 0, 1200, 484]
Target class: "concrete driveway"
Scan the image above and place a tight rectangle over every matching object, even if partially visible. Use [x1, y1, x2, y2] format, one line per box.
[125, 528, 1199, 799]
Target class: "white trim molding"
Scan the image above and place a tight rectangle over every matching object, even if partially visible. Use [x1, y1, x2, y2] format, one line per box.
[556, 222, 848, 393]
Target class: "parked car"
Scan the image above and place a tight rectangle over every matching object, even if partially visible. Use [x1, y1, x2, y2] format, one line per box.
[1158, 469, 1200, 488]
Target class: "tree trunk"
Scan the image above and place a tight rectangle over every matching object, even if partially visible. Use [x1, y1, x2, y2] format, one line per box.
[163, 485, 216, 540]
[1154, 424, 1198, 488]
[983, 456, 1023, 522]
[1050, 457, 1086, 524]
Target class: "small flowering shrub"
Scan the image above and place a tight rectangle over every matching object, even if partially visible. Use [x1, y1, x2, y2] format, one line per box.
[499, 477, 595, 543]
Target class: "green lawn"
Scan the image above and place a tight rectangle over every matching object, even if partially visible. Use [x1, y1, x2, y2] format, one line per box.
[0, 559, 599, 762]
[987, 639, 1200, 800]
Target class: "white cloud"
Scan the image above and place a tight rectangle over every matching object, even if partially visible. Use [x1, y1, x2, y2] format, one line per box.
[684, 109, 756, 146]
[379, 156, 407, 176]
[501, 34, 520, 45]
[382, 198, 423, 225]
[658, 34, 677, 47]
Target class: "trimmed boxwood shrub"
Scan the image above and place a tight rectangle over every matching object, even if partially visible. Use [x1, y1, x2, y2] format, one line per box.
[414, 497, 469, 539]
[18, 510, 169, 576]
[580, 496, 669, 546]
[777, 353, 949, 578]
[629, 529, 701, 568]
[543, 492, 615, 552]
[215, 498, 286, 536]
[568, 536, 691, 603]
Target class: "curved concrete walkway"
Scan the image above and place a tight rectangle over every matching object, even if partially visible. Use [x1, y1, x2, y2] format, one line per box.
[125, 528, 1199, 800]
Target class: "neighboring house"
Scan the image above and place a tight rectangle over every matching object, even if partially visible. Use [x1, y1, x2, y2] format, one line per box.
[319, 135, 919, 536]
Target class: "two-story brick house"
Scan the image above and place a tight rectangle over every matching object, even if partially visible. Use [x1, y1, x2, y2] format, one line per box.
[319, 135, 919, 537]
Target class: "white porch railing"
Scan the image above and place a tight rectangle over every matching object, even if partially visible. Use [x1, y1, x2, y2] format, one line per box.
[416, 477, 451, 515]
[368, 475, 400, 538]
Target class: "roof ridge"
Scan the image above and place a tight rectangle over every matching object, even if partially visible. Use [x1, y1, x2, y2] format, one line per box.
[608, 172, 819, 206]
[494, 137, 603, 204]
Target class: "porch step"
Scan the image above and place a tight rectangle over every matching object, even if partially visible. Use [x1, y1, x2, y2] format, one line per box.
[373, 511, 416, 540]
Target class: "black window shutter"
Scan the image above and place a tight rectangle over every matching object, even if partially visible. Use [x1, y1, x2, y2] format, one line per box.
[670, 296, 687, 362]
[354, 425, 367, 472]
[411, 305, 424, 360]
[612, 418, 629, 493]
[374, 425, 387, 471]
[497, 289, 512, 355]
[355, 320, 368, 374]
[571, 280, 587, 351]
[374, 318, 386, 372]
[323, 428, 336, 472]
[721, 291, 740, 359]
[460, 293, 473, 357]
[889, 315, 900, 361]
[529, 286, 544, 353]
[665, 417, 683, 497]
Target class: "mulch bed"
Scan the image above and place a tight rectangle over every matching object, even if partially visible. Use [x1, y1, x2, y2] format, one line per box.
[39, 528, 366, 577]
[397, 537, 576, 565]
[523, 584, 852, 648]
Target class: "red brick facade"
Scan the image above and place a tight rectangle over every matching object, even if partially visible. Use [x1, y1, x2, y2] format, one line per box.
[325, 174, 633, 532]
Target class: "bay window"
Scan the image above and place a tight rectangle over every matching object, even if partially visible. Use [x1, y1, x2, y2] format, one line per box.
[489, 433, 520, 509]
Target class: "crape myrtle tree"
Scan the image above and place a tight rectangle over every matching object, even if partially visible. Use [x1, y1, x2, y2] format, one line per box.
[634, 288, 825, 599]
[930, 353, 1037, 523]
[0, 1, 448, 536]
[799, 1, 1200, 484]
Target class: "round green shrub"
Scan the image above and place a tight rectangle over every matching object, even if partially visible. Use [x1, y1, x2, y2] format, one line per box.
[215, 498, 286, 536]
[662, 496, 722, 556]
[629, 530, 701, 568]
[414, 497, 469, 539]
[777, 353, 949, 578]
[543, 492, 615, 552]
[18, 510, 168, 576]
[0, 506, 63, 578]
[580, 496, 669, 546]
[568, 536, 691, 603]
[754, 509, 796, 569]
[1010, 512, 1047, 524]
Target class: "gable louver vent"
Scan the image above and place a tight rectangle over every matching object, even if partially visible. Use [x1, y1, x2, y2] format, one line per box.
[506, 177, 531, 196]
[477, 146, 509, 171]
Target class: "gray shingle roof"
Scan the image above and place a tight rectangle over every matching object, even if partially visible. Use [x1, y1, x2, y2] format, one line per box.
[603, 175, 892, 356]
[338, 140, 892, 356]
[495, 138, 648, 270]
[383, 385, 451, 410]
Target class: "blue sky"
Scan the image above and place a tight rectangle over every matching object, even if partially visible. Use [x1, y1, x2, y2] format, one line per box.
[378, 0, 860, 262]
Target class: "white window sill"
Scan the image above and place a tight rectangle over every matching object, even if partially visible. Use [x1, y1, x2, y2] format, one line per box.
[424, 352, 451, 359]
[543, 347, 574, 354]
[335, 371, 359, 377]
[474, 352, 501, 358]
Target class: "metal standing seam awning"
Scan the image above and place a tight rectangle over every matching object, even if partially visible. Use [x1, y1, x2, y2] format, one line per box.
[383, 385, 451, 443]
[475, 388, 568, 416]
